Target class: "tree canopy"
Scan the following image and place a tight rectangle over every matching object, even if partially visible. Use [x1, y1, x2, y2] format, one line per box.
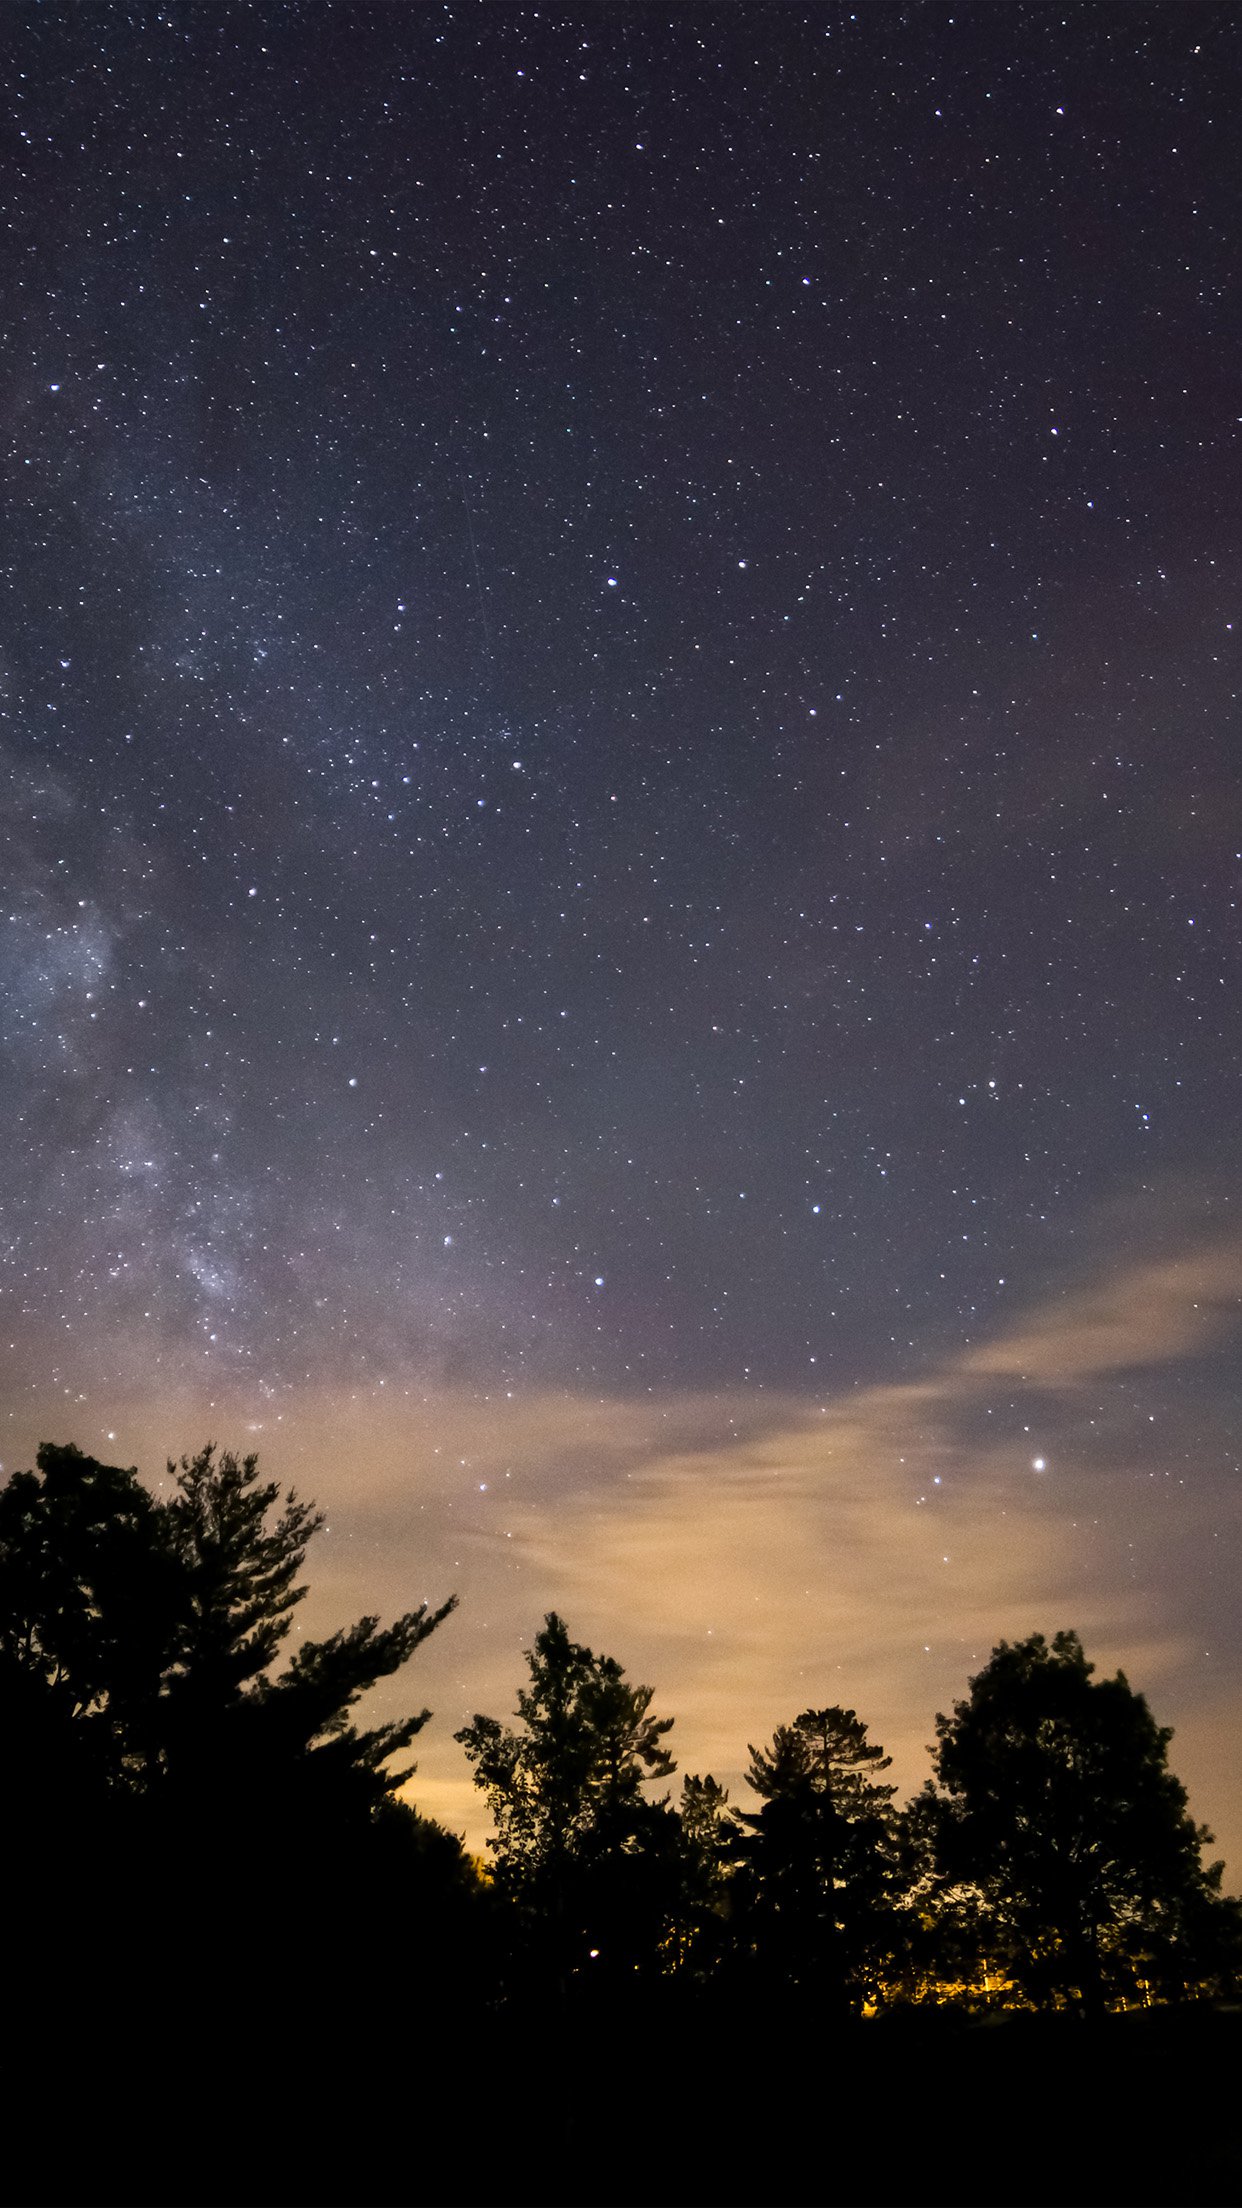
[457, 1610, 678, 1980]
[0, 1441, 460, 1916]
[925, 1628, 1238, 2008]
[4, 1442, 1237, 2028]
[739, 1705, 904, 2010]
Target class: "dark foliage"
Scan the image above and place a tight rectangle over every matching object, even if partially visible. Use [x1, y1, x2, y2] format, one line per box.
[4, 1445, 1240, 2208]
[736, 1704, 906, 2010]
[0, 1440, 472, 2020]
[923, 1628, 1241, 2009]
[668, 1771, 743, 1975]
[457, 1609, 680, 1983]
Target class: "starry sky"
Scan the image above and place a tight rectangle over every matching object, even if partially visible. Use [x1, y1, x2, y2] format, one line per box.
[4, 3, 1241, 1869]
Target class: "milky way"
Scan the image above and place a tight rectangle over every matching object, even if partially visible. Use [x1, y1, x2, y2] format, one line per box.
[4, 5, 1240, 1862]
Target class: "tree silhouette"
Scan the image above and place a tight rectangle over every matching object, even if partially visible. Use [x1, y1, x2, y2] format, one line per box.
[668, 1772, 742, 1977]
[0, 1443, 182, 1815]
[457, 1611, 677, 1983]
[0, 1439, 464, 1998]
[926, 1629, 1239, 2010]
[154, 1445, 457, 1854]
[164, 1440, 322, 1703]
[739, 1705, 903, 2012]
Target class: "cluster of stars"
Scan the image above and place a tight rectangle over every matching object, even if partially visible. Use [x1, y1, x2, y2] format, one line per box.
[1, 6, 1239, 1856]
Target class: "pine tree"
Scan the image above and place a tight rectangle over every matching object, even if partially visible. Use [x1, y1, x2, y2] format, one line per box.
[740, 1705, 902, 2010]
[0, 1440, 458, 1870]
[670, 1773, 741, 1976]
[155, 1445, 456, 1847]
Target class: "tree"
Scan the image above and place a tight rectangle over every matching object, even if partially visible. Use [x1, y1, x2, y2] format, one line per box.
[926, 1629, 1240, 2010]
[0, 1441, 462, 1955]
[0, 1443, 183, 1819]
[163, 1439, 324, 1715]
[456, 1611, 677, 1982]
[667, 1773, 743, 1977]
[738, 1705, 903, 2012]
[155, 1444, 457, 1853]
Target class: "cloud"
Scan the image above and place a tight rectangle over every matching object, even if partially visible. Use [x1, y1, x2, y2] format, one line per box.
[962, 1240, 1242, 1383]
[10, 1216, 1240, 1875]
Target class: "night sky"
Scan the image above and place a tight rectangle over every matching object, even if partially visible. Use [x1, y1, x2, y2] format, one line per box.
[5, 4, 1241, 1869]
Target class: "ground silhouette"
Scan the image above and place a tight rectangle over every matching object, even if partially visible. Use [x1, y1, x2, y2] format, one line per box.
[2, 1441, 1239, 2206]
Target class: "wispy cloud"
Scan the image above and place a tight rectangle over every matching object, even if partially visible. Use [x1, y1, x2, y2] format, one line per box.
[962, 1240, 1242, 1382]
[16, 1218, 1241, 1873]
